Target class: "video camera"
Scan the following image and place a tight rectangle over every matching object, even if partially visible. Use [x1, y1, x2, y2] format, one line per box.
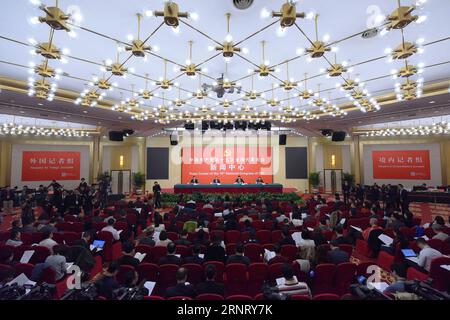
[404, 280, 450, 300]
[60, 282, 98, 300]
[349, 284, 392, 300]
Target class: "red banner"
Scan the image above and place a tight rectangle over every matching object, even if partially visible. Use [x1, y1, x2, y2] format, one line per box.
[182, 146, 273, 184]
[372, 150, 430, 180]
[22, 151, 81, 181]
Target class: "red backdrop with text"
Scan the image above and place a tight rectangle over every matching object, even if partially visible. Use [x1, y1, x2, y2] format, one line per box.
[372, 150, 430, 180]
[22, 151, 81, 181]
[182, 146, 273, 184]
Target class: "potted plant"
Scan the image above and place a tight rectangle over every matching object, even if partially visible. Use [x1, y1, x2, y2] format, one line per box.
[342, 172, 355, 185]
[309, 171, 321, 193]
[132, 172, 146, 195]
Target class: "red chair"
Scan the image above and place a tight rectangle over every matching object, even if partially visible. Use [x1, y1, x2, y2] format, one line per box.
[263, 220, 274, 230]
[167, 232, 179, 242]
[253, 293, 265, 300]
[144, 295, 165, 300]
[72, 222, 84, 233]
[20, 233, 33, 245]
[204, 261, 225, 282]
[225, 295, 253, 300]
[137, 263, 159, 282]
[248, 263, 268, 296]
[135, 245, 153, 263]
[0, 231, 10, 242]
[252, 220, 263, 231]
[211, 230, 225, 241]
[338, 244, 353, 257]
[156, 264, 179, 295]
[355, 239, 373, 258]
[441, 241, 450, 255]
[290, 294, 311, 300]
[427, 239, 443, 251]
[225, 230, 241, 244]
[196, 294, 224, 300]
[176, 245, 192, 258]
[313, 293, 340, 300]
[406, 267, 428, 281]
[96, 231, 122, 261]
[39, 267, 56, 284]
[244, 243, 263, 263]
[322, 230, 334, 242]
[428, 256, 450, 292]
[116, 265, 136, 285]
[268, 263, 284, 283]
[256, 230, 271, 245]
[226, 243, 237, 256]
[182, 263, 203, 285]
[0, 264, 15, 278]
[271, 230, 283, 244]
[280, 245, 298, 262]
[334, 262, 357, 296]
[356, 261, 375, 278]
[29, 246, 51, 264]
[225, 263, 248, 296]
[312, 264, 336, 295]
[377, 251, 395, 271]
[62, 232, 80, 246]
[168, 296, 193, 300]
[31, 232, 45, 244]
[151, 246, 168, 264]
[90, 255, 103, 279]
[14, 263, 34, 278]
[240, 231, 250, 243]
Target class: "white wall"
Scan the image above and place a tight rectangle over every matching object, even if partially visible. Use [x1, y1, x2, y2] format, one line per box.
[363, 143, 442, 188]
[11, 144, 90, 189]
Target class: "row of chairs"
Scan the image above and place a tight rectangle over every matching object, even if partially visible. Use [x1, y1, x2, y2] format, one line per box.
[116, 261, 363, 297]
[143, 293, 344, 300]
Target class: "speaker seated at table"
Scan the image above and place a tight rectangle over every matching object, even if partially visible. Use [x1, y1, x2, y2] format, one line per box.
[255, 177, 265, 184]
[234, 175, 245, 184]
[190, 176, 199, 184]
[211, 177, 221, 184]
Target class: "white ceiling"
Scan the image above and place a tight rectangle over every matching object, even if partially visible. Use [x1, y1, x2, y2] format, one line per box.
[0, 0, 449, 134]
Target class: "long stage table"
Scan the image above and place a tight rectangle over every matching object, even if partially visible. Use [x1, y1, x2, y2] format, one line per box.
[408, 191, 450, 204]
[174, 183, 283, 194]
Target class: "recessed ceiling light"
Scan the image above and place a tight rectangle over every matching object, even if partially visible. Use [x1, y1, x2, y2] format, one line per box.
[20, 111, 25, 114]
[429, 101, 435, 104]
[118, 116, 122, 119]
[38, 103, 43, 106]
[83, 111, 88, 114]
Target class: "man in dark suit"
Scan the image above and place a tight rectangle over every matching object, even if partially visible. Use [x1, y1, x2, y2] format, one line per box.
[278, 227, 296, 246]
[152, 181, 162, 208]
[326, 240, 349, 265]
[184, 244, 205, 265]
[235, 175, 245, 184]
[226, 242, 250, 265]
[190, 176, 199, 184]
[158, 242, 182, 265]
[117, 241, 141, 267]
[196, 264, 225, 296]
[398, 184, 409, 213]
[255, 177, 264, 184]
[165, 267, 197, 298]
[211, 177, 221, 184]
[174, 230, 192, 247]
[204, 235, 226, 263]
[267, 244, 288, 265]
[333, 226, 352, 245]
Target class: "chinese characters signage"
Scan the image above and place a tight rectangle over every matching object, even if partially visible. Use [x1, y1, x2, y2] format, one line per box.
[372, 150, 430, 180]
[181, 146, 273, 184]
[22, 151, 81, 181]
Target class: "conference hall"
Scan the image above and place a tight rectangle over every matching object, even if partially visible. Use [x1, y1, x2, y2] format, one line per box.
[0, 0, 449, 310]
